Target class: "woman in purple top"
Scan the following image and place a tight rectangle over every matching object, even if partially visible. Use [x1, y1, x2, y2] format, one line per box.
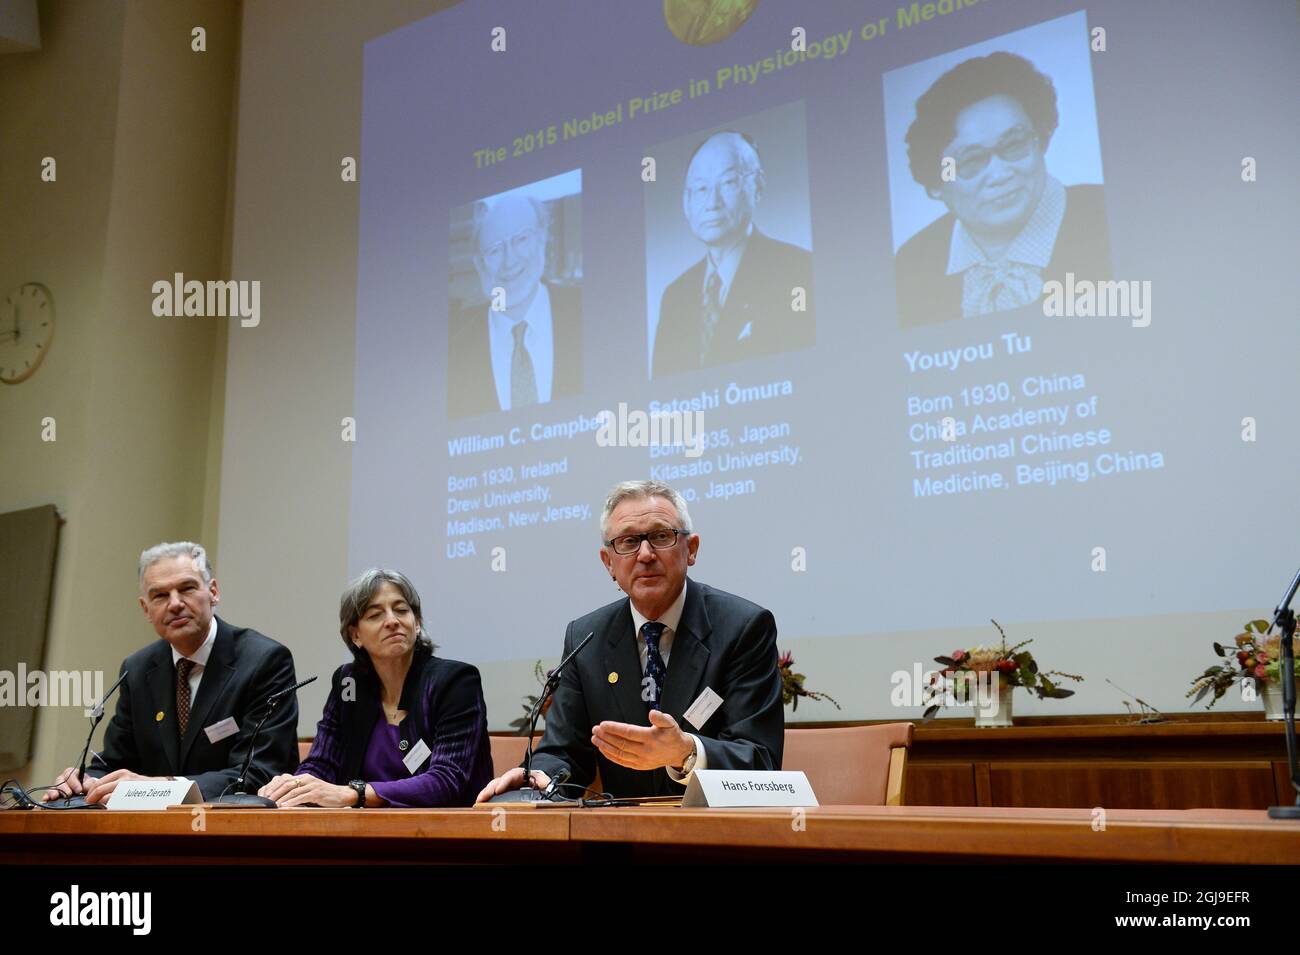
[259, 568, 493, 808]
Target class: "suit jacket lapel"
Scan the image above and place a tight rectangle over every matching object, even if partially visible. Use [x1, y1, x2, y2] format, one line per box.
[179, 619, 236, 767]
[659, 580, 710, 719]
[601, 601, 648, 726]
[144, 645, 180, 773]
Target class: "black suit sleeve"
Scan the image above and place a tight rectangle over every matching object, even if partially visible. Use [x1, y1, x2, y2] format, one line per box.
[529, 622, 598, 789]
[189, 643, 299, 799]
[697, 607, 783, 772]
[90, 659, 139, 781]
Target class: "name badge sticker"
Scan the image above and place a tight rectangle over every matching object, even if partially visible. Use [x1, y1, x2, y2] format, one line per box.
[402, 738, 432, 774]
[203, 716, 239, 744]
[683, 687, 723, 730]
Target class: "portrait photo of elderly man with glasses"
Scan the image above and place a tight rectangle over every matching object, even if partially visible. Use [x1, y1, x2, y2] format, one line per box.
[650, 117, 815, 381]
[892, 48, 1112, 328]
[446, 172, 583, 419]
[476, 479, 784, 803]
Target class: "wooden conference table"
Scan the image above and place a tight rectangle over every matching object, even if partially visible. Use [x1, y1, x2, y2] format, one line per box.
[3, 804, 1298, 864]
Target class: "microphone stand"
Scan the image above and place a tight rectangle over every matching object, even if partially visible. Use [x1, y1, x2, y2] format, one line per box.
[42, 670, 128, 810]
[1267, 565, 1300, 820]
[210, 675, 317, 809]
[488, 631, 593, 803]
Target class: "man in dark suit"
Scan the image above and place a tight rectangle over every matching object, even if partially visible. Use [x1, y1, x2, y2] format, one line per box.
[447, 194, 582, 419]
[476, 480, 783, 801]
[652, 131, 814, 380]
[45, 542, 298, 804]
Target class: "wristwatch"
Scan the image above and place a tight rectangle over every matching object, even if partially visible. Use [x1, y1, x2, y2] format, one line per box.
[348, 779, 366, 808]
[677, 744, 698, 775]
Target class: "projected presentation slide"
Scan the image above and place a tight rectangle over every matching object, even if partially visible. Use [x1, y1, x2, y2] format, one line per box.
[350, 0, 1299, 664]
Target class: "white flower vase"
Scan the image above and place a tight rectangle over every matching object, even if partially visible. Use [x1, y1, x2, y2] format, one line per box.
[1260, 676, 1300, 721]
[973, 683, 1014, 728]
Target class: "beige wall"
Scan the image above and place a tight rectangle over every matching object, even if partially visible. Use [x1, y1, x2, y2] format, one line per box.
[216, 0, 459, 732]
[0, 0, 238, 787]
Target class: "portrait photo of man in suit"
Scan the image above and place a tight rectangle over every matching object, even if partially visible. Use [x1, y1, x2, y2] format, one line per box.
[650, 123, 815, 381]
[885, 20, 1112, 328]
[44, 542, 299, 805]
[446, 178, 583, 420]
[477, 479, 784, 802]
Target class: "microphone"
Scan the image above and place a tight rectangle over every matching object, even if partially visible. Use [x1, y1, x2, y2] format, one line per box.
[210, 674, 317, 809]
[1268, 564, 1300, 820]
[41, 669, 129, 810]
[488, 631, 594, 803]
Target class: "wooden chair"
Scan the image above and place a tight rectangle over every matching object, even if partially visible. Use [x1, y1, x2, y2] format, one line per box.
[783, 723, 913, 806]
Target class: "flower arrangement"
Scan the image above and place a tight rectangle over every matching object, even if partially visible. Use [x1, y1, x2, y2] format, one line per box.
[922, 619, 1083, 720]
[1188, 619, 1299, 709]
[779, 651, 840, 711]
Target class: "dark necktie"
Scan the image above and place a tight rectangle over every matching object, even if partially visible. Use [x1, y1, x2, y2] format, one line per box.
[510, 320, 538, 408]
[700, 269, 722, 365]
[176, 658, 196, 739]
[641, 621, 667, 711]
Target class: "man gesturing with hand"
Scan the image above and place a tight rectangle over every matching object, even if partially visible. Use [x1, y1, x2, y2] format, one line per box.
[477, 479, 783, 802]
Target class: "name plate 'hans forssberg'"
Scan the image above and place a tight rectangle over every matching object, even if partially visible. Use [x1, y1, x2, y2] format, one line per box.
[681, 770, 818, 808]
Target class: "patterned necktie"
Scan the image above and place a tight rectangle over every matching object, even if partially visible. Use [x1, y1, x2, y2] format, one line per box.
[641, 621, 667, 711]
[176, 658, 196, 739]
[700, 269, 722, 365]
[510, 320, 538, 408]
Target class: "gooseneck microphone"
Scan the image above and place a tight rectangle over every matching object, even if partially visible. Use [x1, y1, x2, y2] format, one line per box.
[487, 631, 594, 803]
[210, 674, 317, 809]
[41, 669, 129, 810]
[1267, 564, 1300, 820]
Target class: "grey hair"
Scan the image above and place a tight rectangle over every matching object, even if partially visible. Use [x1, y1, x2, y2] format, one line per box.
[138, 542, 213, 589]
[599, 480, 694, 543]
[685, 130, 765, 181]
[338, 568, 435, 672]
[470, 195, 550, 256]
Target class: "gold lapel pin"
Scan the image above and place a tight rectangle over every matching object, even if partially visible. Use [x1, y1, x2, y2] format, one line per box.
[608, 672, 619, 684]
[155, 710, 165, 722]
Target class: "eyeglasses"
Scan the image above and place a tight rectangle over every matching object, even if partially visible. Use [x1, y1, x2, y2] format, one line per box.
[479, 228, 540, 268]
[604, 528, 689, 556]
[684, 170, 753, 204]
[948, 129, 1039, 181]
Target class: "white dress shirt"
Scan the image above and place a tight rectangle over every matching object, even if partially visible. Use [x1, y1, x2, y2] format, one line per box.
[171, 616, 217, 702]
[488, 282, 554, 411]
[628, 580, 707, 785]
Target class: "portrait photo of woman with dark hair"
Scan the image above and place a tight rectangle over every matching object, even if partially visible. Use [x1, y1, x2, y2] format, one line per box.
[891, 47, 1112, 328]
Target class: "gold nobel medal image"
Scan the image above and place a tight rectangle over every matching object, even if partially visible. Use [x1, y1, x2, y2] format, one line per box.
[608, 672, 619, 684]
[155, 710, 165, 722]
[663, 0, 757, 47]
